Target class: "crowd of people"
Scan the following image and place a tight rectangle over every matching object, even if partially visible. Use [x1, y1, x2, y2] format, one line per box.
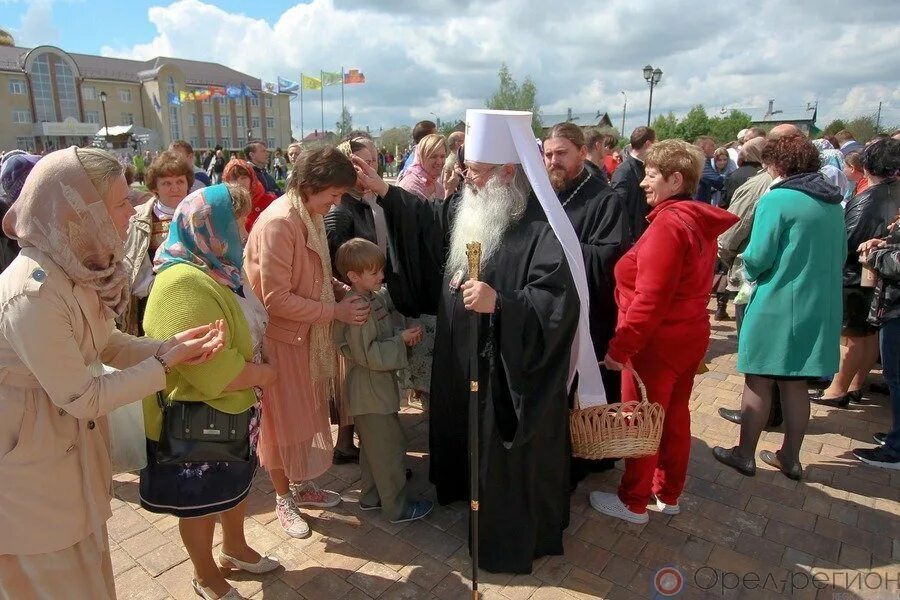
[0, 113, 898, 599]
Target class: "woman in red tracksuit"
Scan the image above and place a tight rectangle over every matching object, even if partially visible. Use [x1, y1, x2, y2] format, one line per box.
[590, 140, 738, 524]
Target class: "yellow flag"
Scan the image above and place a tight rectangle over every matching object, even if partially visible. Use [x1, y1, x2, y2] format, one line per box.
[301, 74, 322, 90]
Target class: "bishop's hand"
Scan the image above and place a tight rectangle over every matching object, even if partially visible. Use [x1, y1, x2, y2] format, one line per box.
[461, 280, 497, 314]
[350, 155, 389, 197]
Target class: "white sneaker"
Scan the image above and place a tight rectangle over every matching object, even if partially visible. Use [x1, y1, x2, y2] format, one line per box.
[589, 491, 649, 524]
[649, 495, 680, 515]
[275, 496, 311, 538]
[291, 481, 342, 508]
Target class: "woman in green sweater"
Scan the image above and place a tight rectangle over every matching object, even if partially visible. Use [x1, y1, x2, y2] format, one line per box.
[140, 184, 278, 600]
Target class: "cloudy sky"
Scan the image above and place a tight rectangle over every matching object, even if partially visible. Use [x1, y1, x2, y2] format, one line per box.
[6, 0, 900, 137]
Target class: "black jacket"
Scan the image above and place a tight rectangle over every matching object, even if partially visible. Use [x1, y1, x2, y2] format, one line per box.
[584, 159, 609, 184]
[609, 154, 646, 244]
[325, 194, 379, 264]
[843, 178, 899, 287]
[868, 226, 900, 326]
[253, 164, 281, 195]
[721, 163, 762, 210]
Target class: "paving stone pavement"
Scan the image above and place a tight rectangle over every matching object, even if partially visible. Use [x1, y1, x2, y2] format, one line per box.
[110, 311, 900, 599]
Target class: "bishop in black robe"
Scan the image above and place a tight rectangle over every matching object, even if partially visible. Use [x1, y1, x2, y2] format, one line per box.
[376, 182, 580, 574]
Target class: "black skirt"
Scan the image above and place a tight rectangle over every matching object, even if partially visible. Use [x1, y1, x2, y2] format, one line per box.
[843, 287, 878, 337]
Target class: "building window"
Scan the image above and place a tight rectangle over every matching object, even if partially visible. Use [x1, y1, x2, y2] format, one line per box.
[15, 137, 36, 152]
[82, 85, 96, 101]
[266, 117, 275, 129]
[169, 106, 180, 140]
[236, 116, 245, 128]
[190, 137, 199, 149]
[264, 96, 273, 108]
[234, 97, 242, 108]
[251, 97, 259, 107]
[121, 113, 135, 126]
[30, 54, 55, 122]
[267, 138, 276, 149]
[251, 117, 260, 128]
[202, 114, 213, 127]
[54, 60, 79, 120]
[85, 110, 100, 124]
[220, 115, 230, 127]
[167, 76, 176, 96]
[8, 79, 26, 95]
[221, 137, 231, 149]
[205, 137, 214, 148]
[217, 96, 227, 105]
[119, 89, 133, 103]
[12, 109, 32, 124]
[188, 114, 196, 126]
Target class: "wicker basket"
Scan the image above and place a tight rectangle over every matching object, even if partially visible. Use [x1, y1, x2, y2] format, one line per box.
[571, 366, 665, 460]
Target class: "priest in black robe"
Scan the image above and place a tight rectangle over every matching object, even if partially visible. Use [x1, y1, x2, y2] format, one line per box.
[544, 123, 629, 482]
[350, 114, 586, 574]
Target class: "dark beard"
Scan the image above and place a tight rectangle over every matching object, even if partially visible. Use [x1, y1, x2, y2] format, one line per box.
[548, 167, 570, 193]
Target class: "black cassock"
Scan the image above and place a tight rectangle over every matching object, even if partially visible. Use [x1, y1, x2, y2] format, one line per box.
[378, 185, 579, 574]
[561, 169, 630, 482]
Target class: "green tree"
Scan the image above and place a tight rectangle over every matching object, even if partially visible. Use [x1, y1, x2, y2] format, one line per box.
[380, 126, 412, 154]
[651, 111, 679, 140]
[822, 119, 848, 137]
[675, 105, 711, 142]
[486, 63, 543, 136]
[845, 116, 880, 143]
[708, 110, 752, 145]
[336, 107, 353, 140]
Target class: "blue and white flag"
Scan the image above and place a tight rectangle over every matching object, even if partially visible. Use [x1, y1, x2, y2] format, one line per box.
[277, 76, 299, 94]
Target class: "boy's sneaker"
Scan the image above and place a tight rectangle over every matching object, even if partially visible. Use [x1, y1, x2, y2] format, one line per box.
[390, 500, 434, 523]
[359, 500, 382, 511]
[589, 491, 649, 524]
[649, 495, 680, 515]
[291, 481, 342, 508]
[853, 446, 900, 470]
[275, 496, 310, 538]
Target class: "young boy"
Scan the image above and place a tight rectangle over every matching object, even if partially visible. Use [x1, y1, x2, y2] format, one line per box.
[332, 238, 434, 523]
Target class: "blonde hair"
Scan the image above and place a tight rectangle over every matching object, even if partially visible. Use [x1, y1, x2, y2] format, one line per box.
[417, 134, 446, 161]
[74, 147, 124, 199]
[645, 140, 705, 196]
[335, 237, 385, 280]
[224, 182, 252, 218]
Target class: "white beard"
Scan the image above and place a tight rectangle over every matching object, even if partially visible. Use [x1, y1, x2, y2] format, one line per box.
[446, 173, 528, 277]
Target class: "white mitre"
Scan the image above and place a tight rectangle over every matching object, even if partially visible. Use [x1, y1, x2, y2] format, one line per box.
[464, 109, 607, 406]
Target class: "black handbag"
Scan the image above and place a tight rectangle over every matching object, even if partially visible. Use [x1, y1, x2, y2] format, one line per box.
[156, 392, 252, 465]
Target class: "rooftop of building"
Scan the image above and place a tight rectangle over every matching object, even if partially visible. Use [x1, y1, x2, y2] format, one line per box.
[0, 44, 261, 88]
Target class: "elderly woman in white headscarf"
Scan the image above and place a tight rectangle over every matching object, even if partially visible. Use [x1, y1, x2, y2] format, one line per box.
[0, 147, 224, 599]
[813, 138, 850, 201]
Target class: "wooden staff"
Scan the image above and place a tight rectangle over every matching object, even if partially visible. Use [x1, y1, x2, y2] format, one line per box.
[465, 241, 482, 600]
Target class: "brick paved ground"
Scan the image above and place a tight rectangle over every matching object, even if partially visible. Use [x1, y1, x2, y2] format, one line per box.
[110, 313, 900, 600]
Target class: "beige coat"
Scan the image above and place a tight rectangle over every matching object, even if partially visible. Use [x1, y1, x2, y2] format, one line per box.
[0, 248, 165, 556]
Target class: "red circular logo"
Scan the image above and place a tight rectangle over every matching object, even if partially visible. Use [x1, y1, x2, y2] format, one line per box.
[654, 566, 684, 596]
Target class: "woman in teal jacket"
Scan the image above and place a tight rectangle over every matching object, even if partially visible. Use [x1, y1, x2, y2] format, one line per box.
[715, 135, 845, 481]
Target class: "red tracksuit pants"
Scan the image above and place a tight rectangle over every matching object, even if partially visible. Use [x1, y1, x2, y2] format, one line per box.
[617, 340, 706, 514]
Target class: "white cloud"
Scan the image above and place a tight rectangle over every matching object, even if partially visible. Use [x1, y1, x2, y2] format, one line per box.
[11, 0, 59, 47]
[100, 0, 900, 137]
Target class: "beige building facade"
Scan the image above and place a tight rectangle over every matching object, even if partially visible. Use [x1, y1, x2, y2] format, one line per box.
[0, 44, 293, 153]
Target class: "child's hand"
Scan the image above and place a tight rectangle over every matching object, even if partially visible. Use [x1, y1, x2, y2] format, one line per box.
[401, 326, 423, 346]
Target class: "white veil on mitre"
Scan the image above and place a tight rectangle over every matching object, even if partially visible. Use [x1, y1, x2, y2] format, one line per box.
[465, 109, 607, 406]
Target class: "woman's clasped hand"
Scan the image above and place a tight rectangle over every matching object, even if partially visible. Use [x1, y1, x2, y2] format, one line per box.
[156, 319, 227, 366]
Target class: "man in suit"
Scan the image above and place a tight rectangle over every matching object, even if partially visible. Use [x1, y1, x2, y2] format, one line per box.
[835, 129, 863, 156]
[610, 126, 655, 244]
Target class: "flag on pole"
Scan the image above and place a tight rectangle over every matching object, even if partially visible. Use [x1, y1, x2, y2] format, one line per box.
[168, 92, 181, 106]
[278, 76, 300, 93]
[179, 90, 195, 102]
[260, 81, 277, 95]
[209, 85, 227, 97]
[344, 68, 366, 84]
[301, 74, 322, 90]
[240, 83, 257, 98]
[321, 71, 342, 86]
[226, 85, 243, 98]
[194, 89, 212, 101]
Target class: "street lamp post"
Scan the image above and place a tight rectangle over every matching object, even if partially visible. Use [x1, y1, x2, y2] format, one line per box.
[642, 65, 663, 127]
[620, 91, 627, 136]
[99, 90, 109, 148]
[247, 128, 253, 143]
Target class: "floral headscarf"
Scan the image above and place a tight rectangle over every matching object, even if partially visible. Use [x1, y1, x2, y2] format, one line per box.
[153, 184, 244, 293]
[1, 147, 129, 318]
[813, 138, 845, 171]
